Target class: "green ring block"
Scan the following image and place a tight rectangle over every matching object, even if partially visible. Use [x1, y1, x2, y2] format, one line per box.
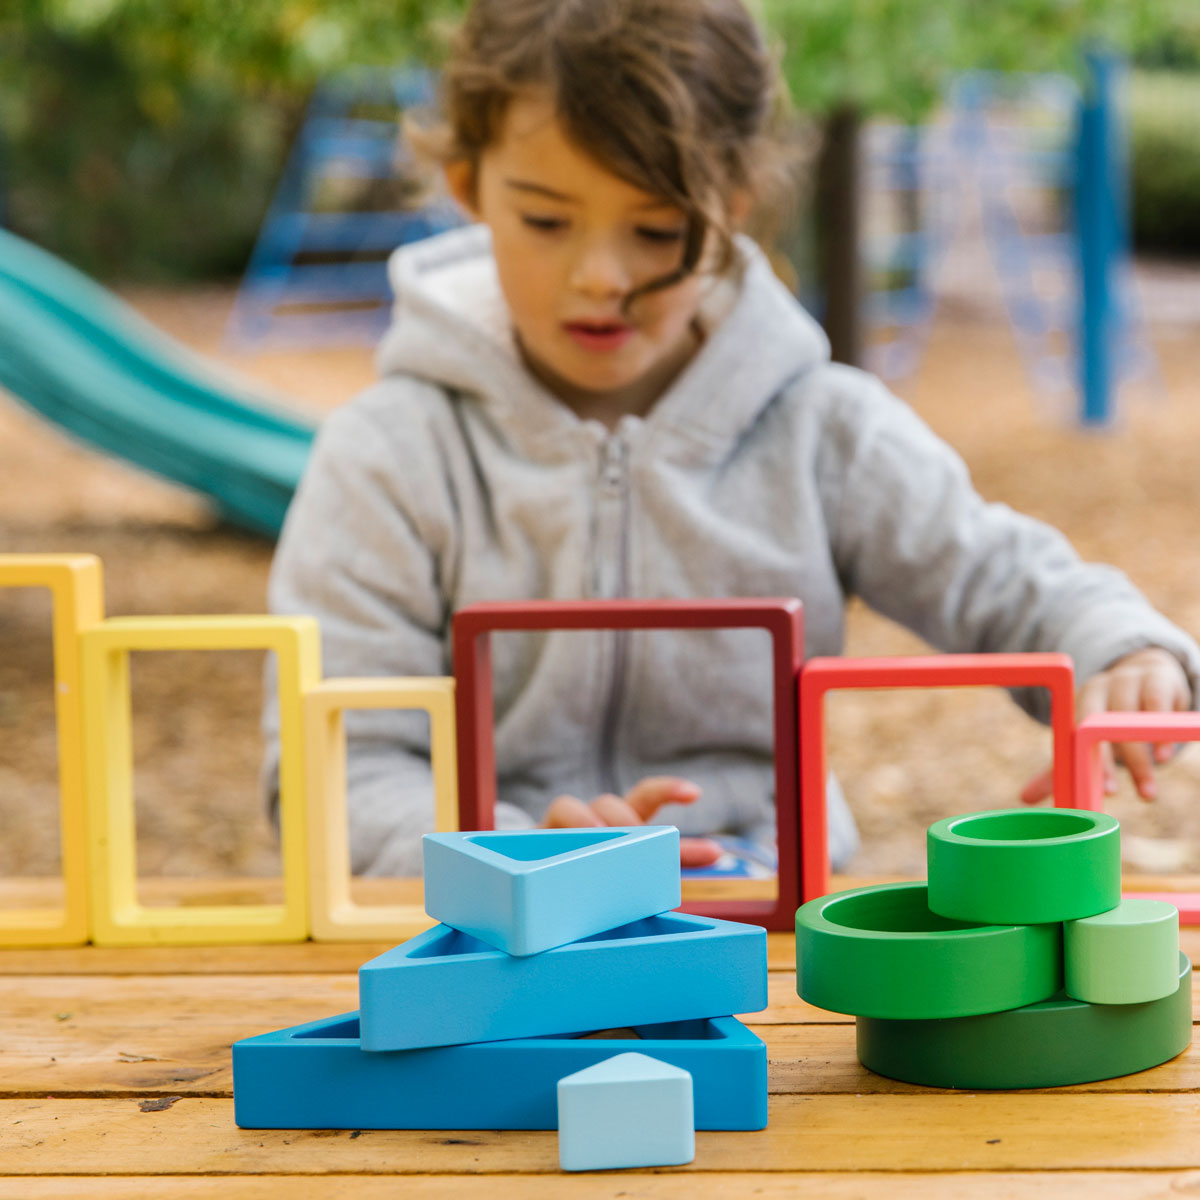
[857, 951, 1193, 1089]
[795, 881, 1062, 1020]
[1065, 898, 1181, 1005]
[927, 808, 1120, 925]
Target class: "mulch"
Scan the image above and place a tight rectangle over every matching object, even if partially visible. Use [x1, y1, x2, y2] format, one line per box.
[2, 274, 1198, 879]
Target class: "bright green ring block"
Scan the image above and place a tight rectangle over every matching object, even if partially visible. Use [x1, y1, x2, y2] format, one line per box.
[857, 951, 1193, 1089]
[794, 881, 1062, 1020]
[1065, 898, 1181, 1005]
[927, 808, 1121, 925]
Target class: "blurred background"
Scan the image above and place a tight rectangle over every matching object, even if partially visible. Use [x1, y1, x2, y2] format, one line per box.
[2, 0, 1199, 890]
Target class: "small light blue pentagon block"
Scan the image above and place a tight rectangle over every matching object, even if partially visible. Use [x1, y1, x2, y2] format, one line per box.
[422, 826, 681, 955]
[358, 911, 768, 1051]
[1065, 897, 1181, 1004]
[232, 1013, 767, 1130]
[557, 1052, 695, 1171]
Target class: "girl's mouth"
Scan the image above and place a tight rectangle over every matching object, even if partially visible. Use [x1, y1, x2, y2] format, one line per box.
[563, 320, 634, 352]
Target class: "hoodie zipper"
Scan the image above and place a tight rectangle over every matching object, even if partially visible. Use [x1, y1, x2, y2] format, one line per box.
[592, 429, 631, 797]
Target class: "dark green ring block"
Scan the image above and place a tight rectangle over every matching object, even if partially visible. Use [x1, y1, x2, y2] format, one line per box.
[795, 881, 1062, 1020]
[927, 808, 1121, 925]
[857, 952, 1193, 1089]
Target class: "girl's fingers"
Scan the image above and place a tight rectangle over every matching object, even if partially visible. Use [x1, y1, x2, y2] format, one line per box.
[1100, 740, 1118, 794]
[1019, 764, 1053, 805]
[623, 776, 702, 823]
[542, 795, 604, 828]
[590, 793, 641, 828]
[1113, 740, 1156, 800]
[681, 836, 723, 868]
[1074, 675, 1118, 793]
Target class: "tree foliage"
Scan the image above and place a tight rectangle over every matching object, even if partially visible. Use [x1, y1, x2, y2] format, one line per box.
[760, 0, 1199, 120]
[1, 0, 1197, 280]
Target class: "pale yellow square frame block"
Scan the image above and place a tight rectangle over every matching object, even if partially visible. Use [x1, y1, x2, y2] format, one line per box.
[305, 676, 458, 941]
[0, 554, 104, 946]
[81, 615, 321, 946]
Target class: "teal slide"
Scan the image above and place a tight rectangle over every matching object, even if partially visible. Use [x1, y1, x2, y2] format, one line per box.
[0, 228, 317, 537]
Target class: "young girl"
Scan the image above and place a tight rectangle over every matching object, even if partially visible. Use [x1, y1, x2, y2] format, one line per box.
[263, 0, 1199, 876]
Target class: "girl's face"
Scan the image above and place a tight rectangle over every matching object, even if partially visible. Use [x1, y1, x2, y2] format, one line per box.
[446, 94, 722, 419]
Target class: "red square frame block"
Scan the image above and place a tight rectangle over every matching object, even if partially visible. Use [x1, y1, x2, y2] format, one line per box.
[799, 653, 1077, 904]
[452, 598, 804, 930]
[1076, 711, 1200, 924]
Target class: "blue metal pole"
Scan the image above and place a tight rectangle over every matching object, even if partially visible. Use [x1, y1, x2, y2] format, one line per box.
[1074, 50, 1126, 427]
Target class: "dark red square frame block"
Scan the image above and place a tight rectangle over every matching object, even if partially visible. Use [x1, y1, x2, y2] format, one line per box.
[452, 598, 804, 930]
[798, 653, 1077, 904]
[1076, 710, 1200, 924]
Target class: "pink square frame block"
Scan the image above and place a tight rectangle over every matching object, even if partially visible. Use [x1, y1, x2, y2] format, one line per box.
[452, 598, 804, 930]
[1075, 710, 1200, 924]
[799, 653, 1077, 904]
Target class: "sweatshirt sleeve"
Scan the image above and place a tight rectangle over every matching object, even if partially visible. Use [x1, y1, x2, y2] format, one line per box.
[823, 368, 1200, 719]
[260, 385, 533, 878]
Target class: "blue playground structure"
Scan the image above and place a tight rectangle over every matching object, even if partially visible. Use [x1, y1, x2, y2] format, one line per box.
[0, 227, 316, 536]
[865, 52, 1150, 426]
[224, 67, 462, 350]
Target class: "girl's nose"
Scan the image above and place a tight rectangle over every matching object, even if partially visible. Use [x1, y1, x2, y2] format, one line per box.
[568, 238, 631, 299]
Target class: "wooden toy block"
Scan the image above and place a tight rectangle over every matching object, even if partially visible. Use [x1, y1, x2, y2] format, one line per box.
[557, 1052, 695, 1171]
[452, 598, 804, 931]
[798, 653, 1077, 903]
[927, 807, 1121, 925]
[1076, 711, 1200, 923]
[358, 910, 767, 1051]
[795, 880, 1062, 1019]
[80, 615, 320, 945]
[857, 951, 1193, 1089]
[1065, 897, 1181, 1005]
[233, 1012, 767, 1130]
[0, 554, 103, 946]
[423, 826, 680, 956]
[304, 676, 457, 942]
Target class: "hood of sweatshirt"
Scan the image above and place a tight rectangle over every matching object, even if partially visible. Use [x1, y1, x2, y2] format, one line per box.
[373, 223, 830, 461]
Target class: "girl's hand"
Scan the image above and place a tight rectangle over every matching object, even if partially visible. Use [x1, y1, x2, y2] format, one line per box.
[1021, 647, 1192, 804]
[541, 775, 722, 867]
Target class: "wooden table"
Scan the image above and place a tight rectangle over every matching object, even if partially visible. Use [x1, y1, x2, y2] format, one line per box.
[2, 877, 1199, 1198]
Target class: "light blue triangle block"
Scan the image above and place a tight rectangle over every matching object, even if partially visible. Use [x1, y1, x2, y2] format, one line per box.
[422, 826, 681, 955]
[558, 1052, 695, 1171]
[358, 911, 767, 1051]
[232, 1013, 767, 1130]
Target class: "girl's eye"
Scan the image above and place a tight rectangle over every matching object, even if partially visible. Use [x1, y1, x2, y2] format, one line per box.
[521, 214, 568, 233]
[636, 226, 686, 244]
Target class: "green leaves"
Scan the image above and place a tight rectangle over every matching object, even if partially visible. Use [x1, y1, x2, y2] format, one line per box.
[760, 0, 1195, 119]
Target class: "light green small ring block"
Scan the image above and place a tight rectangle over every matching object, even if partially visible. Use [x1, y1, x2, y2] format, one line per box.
[1065, 898, 1180, 1005]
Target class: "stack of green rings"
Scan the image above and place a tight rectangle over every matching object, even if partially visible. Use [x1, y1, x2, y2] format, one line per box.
[795, 808, 1192, 1089]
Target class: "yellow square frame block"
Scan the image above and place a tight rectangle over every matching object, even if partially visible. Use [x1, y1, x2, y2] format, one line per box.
[0, 554, 104, 946]
[304, 677, 458, 941]
[81, 615, 321, 946]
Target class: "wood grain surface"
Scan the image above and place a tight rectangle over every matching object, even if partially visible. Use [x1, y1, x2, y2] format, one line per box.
[0, 877, 1195, 1196]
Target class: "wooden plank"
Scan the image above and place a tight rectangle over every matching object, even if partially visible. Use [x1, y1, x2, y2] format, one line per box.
[6, 1095, 1200, 1173]
[3, 1173, 1199, 1199]
[1, 1003, 1194, 1099]
[0, 973, 1195, 1098]
[0, 943, 387, 976]
[5, 871, 1191, 972]
[0, 934, 797, 974]
[0, 936, 798, 975]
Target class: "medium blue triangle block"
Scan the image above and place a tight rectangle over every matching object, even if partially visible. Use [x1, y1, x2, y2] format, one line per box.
[422, 826, 681, 955]
[232, 1013, 767, 1130]
[358, 911, 767, 1051]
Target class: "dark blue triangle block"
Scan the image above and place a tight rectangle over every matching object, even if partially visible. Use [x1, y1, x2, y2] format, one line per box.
[233, 1012, 768, 1130]
[358, 912, 768, 1051]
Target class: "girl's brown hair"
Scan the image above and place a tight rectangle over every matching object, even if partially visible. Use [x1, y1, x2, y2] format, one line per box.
[413, 0, 789, 302]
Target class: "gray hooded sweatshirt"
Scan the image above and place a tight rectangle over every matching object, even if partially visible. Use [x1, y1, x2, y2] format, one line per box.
[264, 224, 1200, 876]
